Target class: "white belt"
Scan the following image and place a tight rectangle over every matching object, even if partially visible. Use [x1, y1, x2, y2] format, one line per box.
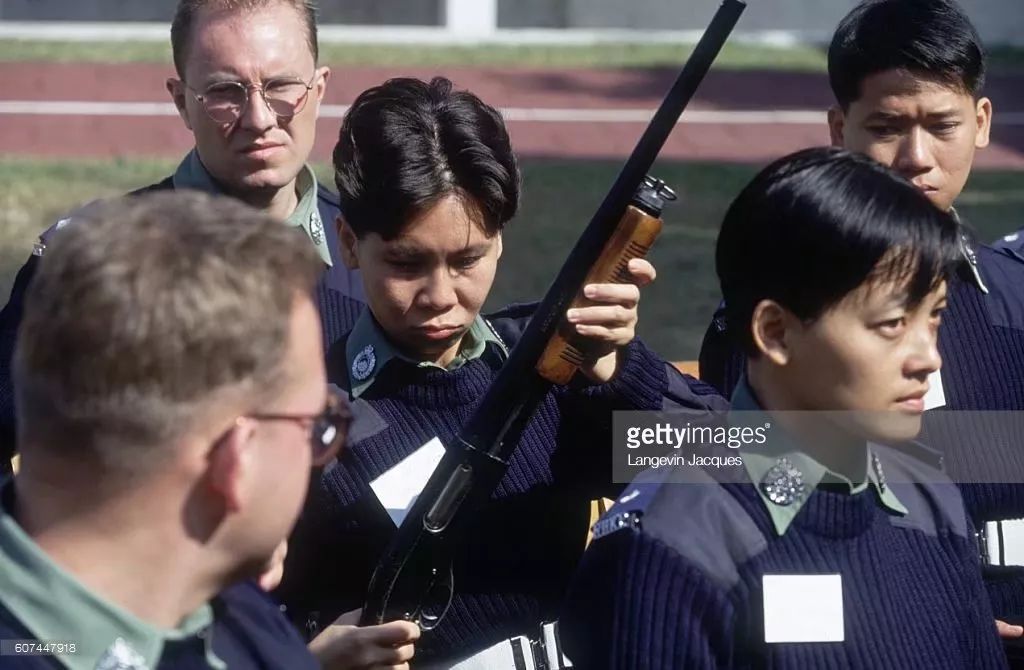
[422, 622, 572, 670]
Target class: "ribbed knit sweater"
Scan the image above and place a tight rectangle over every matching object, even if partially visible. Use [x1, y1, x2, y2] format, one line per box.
[561, 461, 1007, 669]
[277, 305, 672, 664]
[698, 244, 1024, 616]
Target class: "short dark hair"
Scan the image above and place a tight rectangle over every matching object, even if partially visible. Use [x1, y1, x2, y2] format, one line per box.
[716, 147, 963, 356]
[171, 0, 319, 79]
[828, 0, 986, 109]
[334, 76, 520, 240]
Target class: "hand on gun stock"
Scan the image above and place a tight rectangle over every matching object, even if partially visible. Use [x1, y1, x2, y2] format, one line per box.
[568, 258, 657, 383]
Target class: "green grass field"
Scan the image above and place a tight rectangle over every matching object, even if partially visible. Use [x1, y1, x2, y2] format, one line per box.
[2, 156, 1020, 360]
[2, 39, 1023, 71]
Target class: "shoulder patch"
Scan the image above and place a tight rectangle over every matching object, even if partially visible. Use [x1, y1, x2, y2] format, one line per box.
[484, 301, 538, 345]
[33, 177, 173, 257]
[596, 466, 768, 589]
[875, 444, 969, 540]
[34, 200, 109, 255]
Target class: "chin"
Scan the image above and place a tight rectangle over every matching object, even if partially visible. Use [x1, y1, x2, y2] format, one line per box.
[924, 191, 955, 212]
[234, 164, 303, 192]
[860, 413, 924, 445]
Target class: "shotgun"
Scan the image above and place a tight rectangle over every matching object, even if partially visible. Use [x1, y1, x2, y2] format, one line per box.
[361, 0, 748, 628]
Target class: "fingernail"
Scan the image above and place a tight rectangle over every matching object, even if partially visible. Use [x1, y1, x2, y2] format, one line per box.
[567, 309, 579, 322]
[584, 285, 597, 298]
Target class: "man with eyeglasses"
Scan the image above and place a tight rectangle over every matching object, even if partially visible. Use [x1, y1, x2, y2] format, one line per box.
[0, 0, 364, 470]
[0, 191, 400, 669]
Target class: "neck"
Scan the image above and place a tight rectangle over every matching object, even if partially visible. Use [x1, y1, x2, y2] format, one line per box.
[12, 465, 222, 629]
[230, 181, 300, 222]
[747, 366, 866, 479]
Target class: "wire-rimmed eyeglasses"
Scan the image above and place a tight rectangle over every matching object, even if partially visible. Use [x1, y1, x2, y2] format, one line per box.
[245, 385, 350, 467]
[187, 73, 318, 124]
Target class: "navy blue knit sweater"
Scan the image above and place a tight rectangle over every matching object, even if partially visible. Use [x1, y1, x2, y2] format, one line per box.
[699, 244, 1024, 616]
[561, 459, 1007, 669]
[277, 305, 681, 664]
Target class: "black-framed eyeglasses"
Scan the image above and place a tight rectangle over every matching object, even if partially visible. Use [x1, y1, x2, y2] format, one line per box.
[246, 386, 350, 466]
[187, 73, 318, 124]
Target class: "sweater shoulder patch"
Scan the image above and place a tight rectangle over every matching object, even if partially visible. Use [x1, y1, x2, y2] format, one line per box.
[877, 445, 970, 540]
[594, 467, 768, 589]
[35, 178, 174, 256]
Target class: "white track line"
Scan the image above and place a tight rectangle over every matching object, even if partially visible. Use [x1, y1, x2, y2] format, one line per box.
[0, 100, 1023, 125]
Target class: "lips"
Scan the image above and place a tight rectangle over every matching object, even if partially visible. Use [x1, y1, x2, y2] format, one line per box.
[240, 142, 285, 158]
[417, 324, 463, 341]
[894, 389, 928, 413]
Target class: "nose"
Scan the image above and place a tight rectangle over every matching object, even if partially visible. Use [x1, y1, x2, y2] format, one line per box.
[416, 268, 459, 313]
[236, 86, 277, 134]
[893, 127, 935, 179]
[903, 322, 942, 381]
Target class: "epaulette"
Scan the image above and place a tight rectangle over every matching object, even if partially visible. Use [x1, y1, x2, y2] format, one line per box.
[876, 444, 969, 541]
[590, 508, 642, 540]
[34, 178, 181, 257]
[32, 201, 104, 257]
[484, 301, 538, 345]
[316, 182, 341, 209]
[890, 439, 944, 472]
[589, 470, 668, 540]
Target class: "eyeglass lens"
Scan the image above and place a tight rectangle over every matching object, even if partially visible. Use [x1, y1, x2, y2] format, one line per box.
[202, 80, 311, 122]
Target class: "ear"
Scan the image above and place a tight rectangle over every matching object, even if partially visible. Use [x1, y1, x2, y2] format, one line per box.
[495, 232, 503, 261]
[827, 106, 845, 147]
[974, 96, 992, 149]
[206, 420, 256, 514]
[750, 299, 796, 366]
[314, 66, 330, 104]
[337, 215, 359, 270]
[166, 78, 194, 131]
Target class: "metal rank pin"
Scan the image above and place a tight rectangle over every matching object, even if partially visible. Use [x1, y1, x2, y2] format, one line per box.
[871, 452, 887, 493]
[759, 457, 807, 507]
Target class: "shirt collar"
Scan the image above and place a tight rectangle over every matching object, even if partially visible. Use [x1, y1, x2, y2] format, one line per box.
[950, 207, 989, 294]
[344, 310, 508, 398]
[0, 482, 225, 670]
[731, 379, 907, 536]
[172, 149, 332, 266]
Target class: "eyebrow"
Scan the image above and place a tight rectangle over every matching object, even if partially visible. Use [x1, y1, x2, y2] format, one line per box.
[384, 242, 491, 259]
[864, 109, 962, 122]
[200, 70, 306, 85]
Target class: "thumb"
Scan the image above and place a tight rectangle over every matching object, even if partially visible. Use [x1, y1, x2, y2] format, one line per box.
[996, 619, 1024, 638]
[334, 608, 363, 627]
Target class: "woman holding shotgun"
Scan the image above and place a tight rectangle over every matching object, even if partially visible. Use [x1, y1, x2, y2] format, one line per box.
[275, 76, 724, 668]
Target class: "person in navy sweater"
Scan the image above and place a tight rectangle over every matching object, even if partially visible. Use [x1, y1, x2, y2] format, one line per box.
[0, 0, 365, 472]
[561, 147, 1007, 669]
[277, 76, 726, 667]
[698, 0, 1024, 635]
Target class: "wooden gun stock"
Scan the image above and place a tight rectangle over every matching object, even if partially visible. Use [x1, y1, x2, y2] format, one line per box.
[537, 179, 673, 385]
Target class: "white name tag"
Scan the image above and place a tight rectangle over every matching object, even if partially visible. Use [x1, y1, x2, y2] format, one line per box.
[924, 369, 946, 410]
[762, 574, 844, 643]
[369, 437, 446, 526]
